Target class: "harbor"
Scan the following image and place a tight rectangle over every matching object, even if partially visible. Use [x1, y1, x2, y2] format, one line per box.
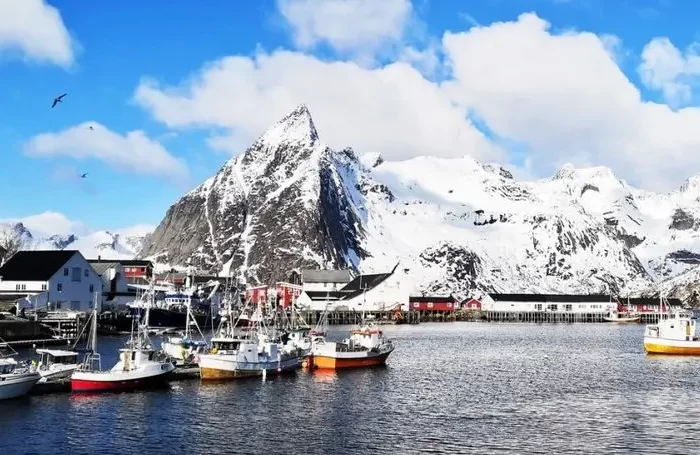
[4, 322, 700, 454]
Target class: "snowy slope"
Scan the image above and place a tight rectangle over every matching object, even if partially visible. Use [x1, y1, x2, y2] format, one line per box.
[0, 221, 149, 261]
[138, 103, 700, 299]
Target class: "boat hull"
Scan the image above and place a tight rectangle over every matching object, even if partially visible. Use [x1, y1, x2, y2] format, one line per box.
[98, 308, 219, 334]
[311, 350, 392, 370]
[644, 336, 700, 355]
[71, 369, 173, 392]
[0, 373, 41, 400]
[604, 317, 640, 323]
[199, 356, 300, 380]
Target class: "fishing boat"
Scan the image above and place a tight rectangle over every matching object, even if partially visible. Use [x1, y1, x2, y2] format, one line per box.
[604, 297, 640, 323]
[36, 348, 79, 383]
[0, 339, 41, 400]
[307, 292, 394, 370]
[644, 293, 700, 355]
[71, 293, 175, 392]
[161, 297, 208, 365]
[198, 291, 300, 380]
[604, 310, 641, 323]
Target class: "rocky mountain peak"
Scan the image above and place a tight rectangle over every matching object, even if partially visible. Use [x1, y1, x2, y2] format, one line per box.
[256, 103, 319, 148]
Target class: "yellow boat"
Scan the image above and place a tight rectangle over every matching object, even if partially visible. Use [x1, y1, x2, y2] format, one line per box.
[643, 308, 700, 355]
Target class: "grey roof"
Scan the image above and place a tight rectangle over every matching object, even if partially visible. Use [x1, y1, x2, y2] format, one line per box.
[301, 269, 353, 284]
[89, 261, 121, 276]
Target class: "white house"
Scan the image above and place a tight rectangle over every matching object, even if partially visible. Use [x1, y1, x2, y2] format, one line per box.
[87, 259, 134, 310]
[297, 264, 406, 311]
[300, 269, 353, 292]
[0, 250, 103, 312]
[481, 293, 614, 314]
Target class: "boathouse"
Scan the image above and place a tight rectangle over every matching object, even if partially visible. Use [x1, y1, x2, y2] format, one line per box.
[0, 250, 102, 312]
[482, 293, 613, 314]
[615, 296, 684, 313]
[119, 259, 153, 284]
[246, 285, 268, 305]
[409, 295, 457, 312]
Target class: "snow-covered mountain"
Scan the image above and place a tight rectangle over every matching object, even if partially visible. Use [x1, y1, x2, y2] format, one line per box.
[0, 221, 149, 261]
[141, 104, 700, 299]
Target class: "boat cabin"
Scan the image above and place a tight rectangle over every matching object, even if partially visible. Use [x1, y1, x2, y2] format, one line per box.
[210, 338, 248, 355]
[0, 358, 18, 375]
[645, 310, 697, 341]
[36, 349, 78, 368]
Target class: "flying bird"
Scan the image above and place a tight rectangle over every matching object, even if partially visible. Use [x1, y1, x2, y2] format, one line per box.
[81, 173, 88, 178]
[51, 93, 67, 108]
[89, 126, 94, 130]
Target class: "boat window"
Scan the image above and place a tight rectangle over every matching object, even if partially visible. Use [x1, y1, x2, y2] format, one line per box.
[132, 352, 136, 361]
[148, 351, 154, 361]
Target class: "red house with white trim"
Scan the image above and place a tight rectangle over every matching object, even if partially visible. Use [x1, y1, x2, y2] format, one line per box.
[462, 298, 482, 310]
[246, 285, 269, 305]
[409, 295, 456, 312]
[276, 282, 302, 308]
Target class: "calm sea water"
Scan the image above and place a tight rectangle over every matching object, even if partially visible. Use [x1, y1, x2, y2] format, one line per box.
[1, 322, 699, 455]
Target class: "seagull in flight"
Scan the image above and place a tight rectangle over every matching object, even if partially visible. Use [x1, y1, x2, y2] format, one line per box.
[80, 173, 88, 178]
[51, 93, 67, 108]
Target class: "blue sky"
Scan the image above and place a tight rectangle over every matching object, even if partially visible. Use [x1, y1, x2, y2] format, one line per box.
[2, 0, 700, 233]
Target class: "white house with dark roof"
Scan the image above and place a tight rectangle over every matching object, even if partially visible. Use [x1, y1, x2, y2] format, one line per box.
[297, 264, 406, 311]
[300, 269, 354, 292]
[0, 250, 102, 312]
[87, 259, 134, 310]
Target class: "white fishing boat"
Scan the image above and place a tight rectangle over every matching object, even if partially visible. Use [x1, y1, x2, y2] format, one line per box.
[0, 339, 41, 400]
[199, 291, 300, 380]
[604, 297, 640, 323]
[161, 297, 208, 365]
[71, 293, 175, 392]
[36, 348, 79, 383]
[644, 293, 700, 355]
[604, 310, 641, 323]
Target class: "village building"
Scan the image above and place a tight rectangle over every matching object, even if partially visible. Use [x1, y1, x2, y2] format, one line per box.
[300, 269, 353, 292]
[615, 296, 684, 313]
[87, 260, 134, 310]
[275, 282, 302, 308]
[409, 295, 457, 313]
[462, 298, 483, 310]
[119, 259, 153, 284]
[0, 250, 102, 312]
[296, 264, 406, 311]
[481, 293, 614, 314]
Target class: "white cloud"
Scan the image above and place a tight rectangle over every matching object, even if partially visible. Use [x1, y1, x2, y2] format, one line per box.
[1, 211, 88, 237]
[133, 51, 501, 163]
[24, 122, 189, 180]
[442, 12, 700, 190]
[133, 11, 700, 192]
[638, 37, 700, 107]
[0, 0, 76, 67]
[277, 0, 413, 62]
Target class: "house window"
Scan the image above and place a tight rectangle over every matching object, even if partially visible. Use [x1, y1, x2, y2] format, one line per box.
[63, 268, 69, 276]
[547, 304, 558, 311]
[427, 302, 434, 308]
[535, 303, 543, 311]
[57, 283, 63, 292]
[89, 284, 94, 293]
[71, 267, 81, 282]
[564, 304, 573, 311]
[41, 284, 47, 291]
[15, 284, 26, 291]
[84, 269, 89, 277]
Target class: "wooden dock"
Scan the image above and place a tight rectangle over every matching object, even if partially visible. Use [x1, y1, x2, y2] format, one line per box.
[298, 310, 421, 326]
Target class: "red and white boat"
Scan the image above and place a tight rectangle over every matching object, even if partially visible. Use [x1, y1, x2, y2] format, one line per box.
[71, 293, 175, 393]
